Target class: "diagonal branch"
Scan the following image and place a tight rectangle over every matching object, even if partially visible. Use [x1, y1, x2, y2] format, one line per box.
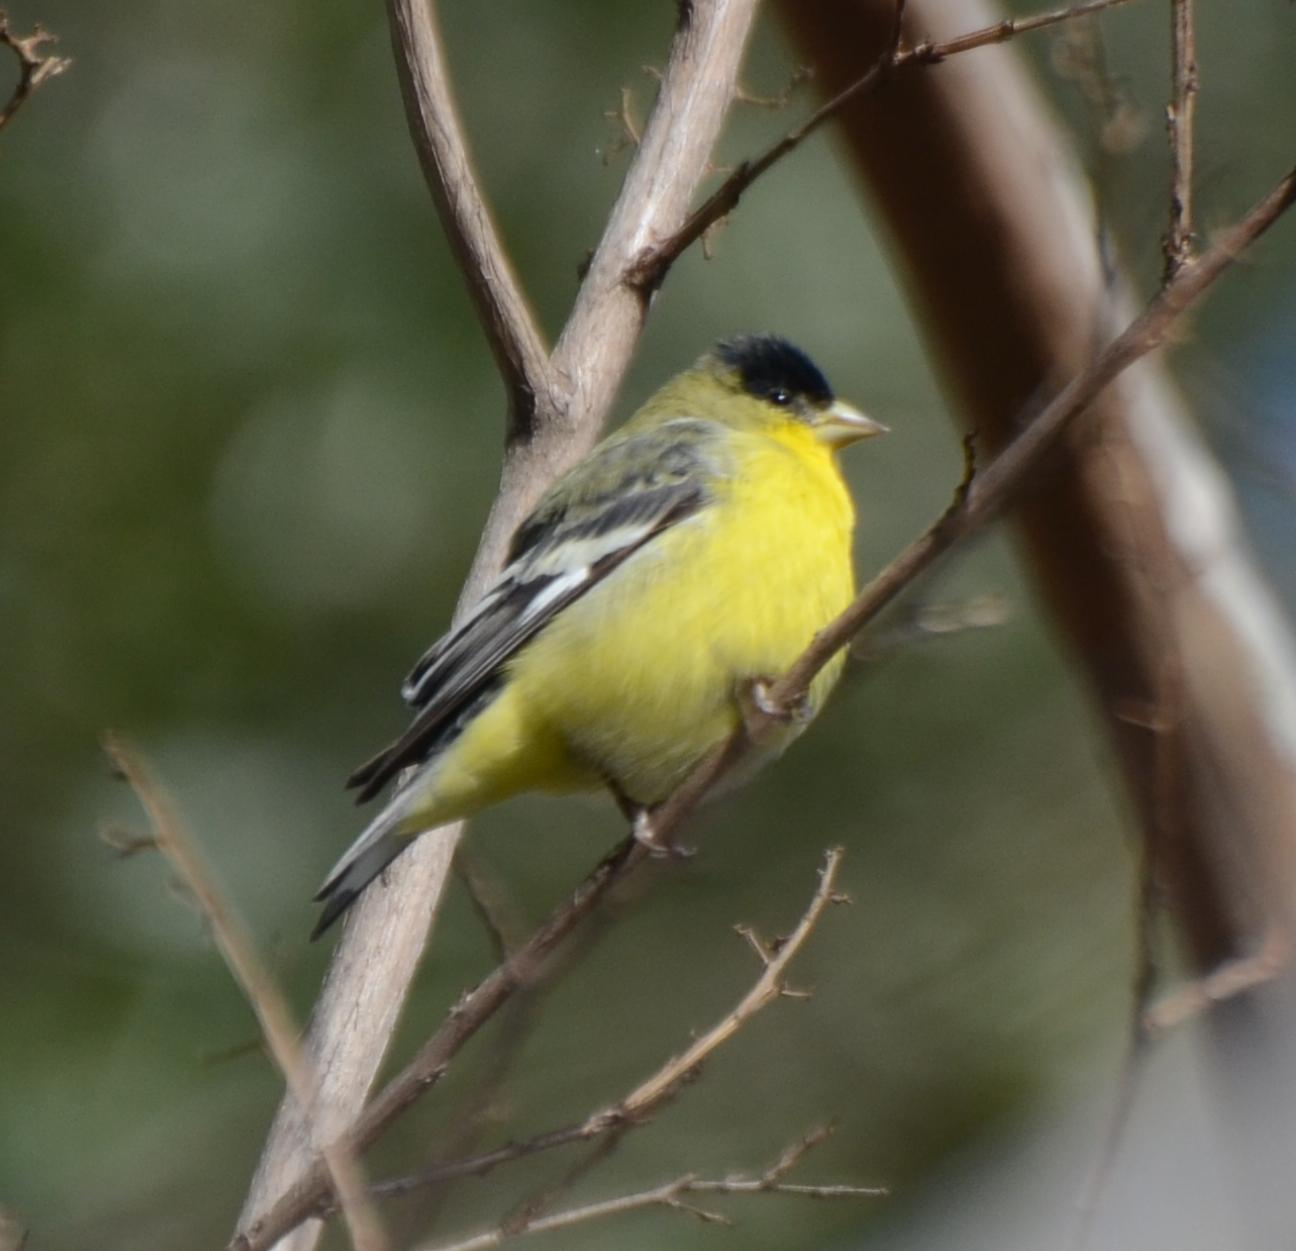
[386, 0, 551, 432]
[617, 846, 846, 1116]
[233, 838, 646, 1251]
[634, 0, 1143, 286]
[763, 162, 1296, 718]
[103, 736, 388, 1251]
[233, 152, 1296, 1251]
[371, 848, 847, 1205]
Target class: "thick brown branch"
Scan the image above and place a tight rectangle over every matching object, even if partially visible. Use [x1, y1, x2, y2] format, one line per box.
[0, 11, 69, 132]
[774, 163, 1296, 707]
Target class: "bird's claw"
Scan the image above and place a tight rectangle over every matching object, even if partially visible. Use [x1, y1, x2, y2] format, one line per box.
[632, 809, 695, 859]
[738, 677, 811, 741]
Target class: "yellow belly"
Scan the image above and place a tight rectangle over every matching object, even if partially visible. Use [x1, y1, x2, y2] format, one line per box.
[410, 426, 856, 822]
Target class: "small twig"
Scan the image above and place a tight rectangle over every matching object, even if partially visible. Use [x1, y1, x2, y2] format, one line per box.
[103, 736, 389, 1251]
[1051, 19, 1146, 158]
[373, 849, 845, 1209]
[97, 823, 157, 859]
[1163, 0, 1198, 278]
[634, 0, 1141, 285]
[734, 65, 812, 110]
[201, 1037, 269, 1068]
[414, 1126, 883, 1251]
[906, 0, 1135, 63]
[598, 84, 643, 164]
[0, 11, 69, 133]
[1144, 929, 1292, 1035]
[1066, 1033, 1150, 1251]
[498, 1128, 628, 1239]
[235, 838, 650, 1251]
[619, 846, 846, 1116]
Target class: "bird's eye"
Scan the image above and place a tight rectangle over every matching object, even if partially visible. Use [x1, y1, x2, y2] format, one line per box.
[767, 387, 792, 406]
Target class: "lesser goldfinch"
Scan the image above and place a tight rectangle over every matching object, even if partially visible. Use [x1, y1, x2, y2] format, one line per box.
[313, 335, 886, 937]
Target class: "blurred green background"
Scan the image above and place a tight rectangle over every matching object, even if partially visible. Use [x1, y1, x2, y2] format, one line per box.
[3, 2, 1294, 1248]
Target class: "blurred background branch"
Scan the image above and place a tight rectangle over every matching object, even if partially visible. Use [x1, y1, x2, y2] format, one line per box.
[0, 9, 68, 131]
[104, 735, 388, 1251]
[782, 0, 1296, 993]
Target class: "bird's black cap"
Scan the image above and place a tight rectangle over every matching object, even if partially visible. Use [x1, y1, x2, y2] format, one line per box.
[715, 334, 834, 406]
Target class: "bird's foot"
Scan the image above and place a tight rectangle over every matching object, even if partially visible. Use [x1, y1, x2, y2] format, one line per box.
[738, 676, 811, 742]
[631, 807, 695, 859]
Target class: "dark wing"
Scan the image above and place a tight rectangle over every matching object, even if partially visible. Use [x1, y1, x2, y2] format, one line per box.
[347, 419, 726, 801]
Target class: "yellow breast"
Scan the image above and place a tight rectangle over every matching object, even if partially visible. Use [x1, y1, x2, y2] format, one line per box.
[508, 422, 857, 803]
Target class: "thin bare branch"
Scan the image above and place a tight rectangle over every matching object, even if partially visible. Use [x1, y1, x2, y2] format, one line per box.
[764, 162, 1296, 718]
[907, 0, 1137, 62]
[373, 849, 846, 1207]
[245, 848, 844, 1245]
[414, 1126, 883, 1251]
[619, 846, 845, 1116]
[0, 10, 69, 132]
[849, 594, 1010, 662]
[233, 838, 647, 1251]
[103, 736, 388, 1251]
[637, 0, 1143, 283]
[1163, 0, 1198, 278]
[385, 0, 551, 431]
[455, 847, 532, 961]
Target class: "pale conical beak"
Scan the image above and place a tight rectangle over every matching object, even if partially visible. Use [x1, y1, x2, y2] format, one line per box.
[812, 399, 889, 448]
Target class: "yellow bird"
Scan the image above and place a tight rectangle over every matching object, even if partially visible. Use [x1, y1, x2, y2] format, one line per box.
[314, 335, 886, 936]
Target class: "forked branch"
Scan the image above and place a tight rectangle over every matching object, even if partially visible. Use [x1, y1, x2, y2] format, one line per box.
[370, 848, 848, 1205]
[0, 9, 69, 132]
